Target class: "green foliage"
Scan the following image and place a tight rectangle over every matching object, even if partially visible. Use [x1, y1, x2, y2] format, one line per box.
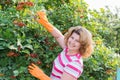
[88, 8, 120, 53]
[0, 0, 119, 80]
[80, 44, 118, 80]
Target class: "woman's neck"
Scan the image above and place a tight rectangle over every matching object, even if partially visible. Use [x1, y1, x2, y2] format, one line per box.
[67, 49, 79, 55]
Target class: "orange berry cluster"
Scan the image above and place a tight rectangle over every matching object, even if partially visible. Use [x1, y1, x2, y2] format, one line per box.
[13, 20, 26, 27]
[7, 51, 19, 57]
[16, 1, 34, 10]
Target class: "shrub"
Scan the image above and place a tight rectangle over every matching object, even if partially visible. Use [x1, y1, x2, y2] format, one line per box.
[0, 0, 118, 80]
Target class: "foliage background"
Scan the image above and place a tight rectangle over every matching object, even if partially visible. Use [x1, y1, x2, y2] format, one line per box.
[0, 0, 120, 80]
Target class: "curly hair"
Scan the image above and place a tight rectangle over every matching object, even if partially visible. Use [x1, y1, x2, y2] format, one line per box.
[64, 26, 94, 58]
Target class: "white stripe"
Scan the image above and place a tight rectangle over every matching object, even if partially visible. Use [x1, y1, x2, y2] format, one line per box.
[70, 61, 83, 70]
[54, 57, 64, 71]
[61, 51, 70, 65]
[64, 67, 80, 78]
[50, 75, 60, 80]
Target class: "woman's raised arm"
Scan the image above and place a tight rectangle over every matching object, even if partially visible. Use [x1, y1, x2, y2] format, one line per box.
[36, 11, 65, 49]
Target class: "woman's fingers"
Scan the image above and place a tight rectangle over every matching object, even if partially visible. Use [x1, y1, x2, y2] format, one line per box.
[37, 11, 45, 17]
[28, 63, 36, 70]
[31, 63, 38, 68]
[36, 11, 47, 20]
[28, 66, 34, 70]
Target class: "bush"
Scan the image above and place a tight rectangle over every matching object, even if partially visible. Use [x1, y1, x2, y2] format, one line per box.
[0, 0, 119, 80]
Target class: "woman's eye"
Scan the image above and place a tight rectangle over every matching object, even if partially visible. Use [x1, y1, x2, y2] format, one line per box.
[76, 40, 79, 42]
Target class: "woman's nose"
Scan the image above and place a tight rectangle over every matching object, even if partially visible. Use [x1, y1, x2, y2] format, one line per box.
[71, 40, 75, 44]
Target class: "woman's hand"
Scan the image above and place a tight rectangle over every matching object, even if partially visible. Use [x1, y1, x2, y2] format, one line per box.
[28, 63, 44, 79]
[34, 11, 54, 32]
[28, 63, 51, 80]
[36, 11, 48, 24]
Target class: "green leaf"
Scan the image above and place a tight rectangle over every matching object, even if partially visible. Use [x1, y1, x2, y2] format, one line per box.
[19, 66, 26, 73]
[23, 44, 33, 50]
[0, 46, 5, 50]
[0, 38, 4, 41]
[13, 70, 19, 76]
[21, 49, 30, 54]
[17, 39, 23, 48]
[8, 45, 17, 50]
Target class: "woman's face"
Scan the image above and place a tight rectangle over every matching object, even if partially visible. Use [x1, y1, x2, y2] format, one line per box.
[67, 32, 81, 52]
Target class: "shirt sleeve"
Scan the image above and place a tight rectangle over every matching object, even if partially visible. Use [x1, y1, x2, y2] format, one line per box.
[63, 61, 83, 78]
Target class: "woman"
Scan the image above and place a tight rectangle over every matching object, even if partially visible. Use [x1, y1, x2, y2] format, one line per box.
[28, 11, 94, 80]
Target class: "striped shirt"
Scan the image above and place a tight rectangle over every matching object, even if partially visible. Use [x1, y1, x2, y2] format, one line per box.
[50, 47, 83, 80]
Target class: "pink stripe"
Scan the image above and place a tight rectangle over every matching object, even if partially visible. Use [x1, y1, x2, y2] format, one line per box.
[53, 64, 63, 74]
[58, 53, 65, 67]
[67, 64, 81, 73]
[65, 47, 72, 62]
[65, 53, 72, 62]
[76, 53, 81, 59]
[51, 73, 61, 79]
[75, 60, 81, 65]
[65, 47, 68, 53]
